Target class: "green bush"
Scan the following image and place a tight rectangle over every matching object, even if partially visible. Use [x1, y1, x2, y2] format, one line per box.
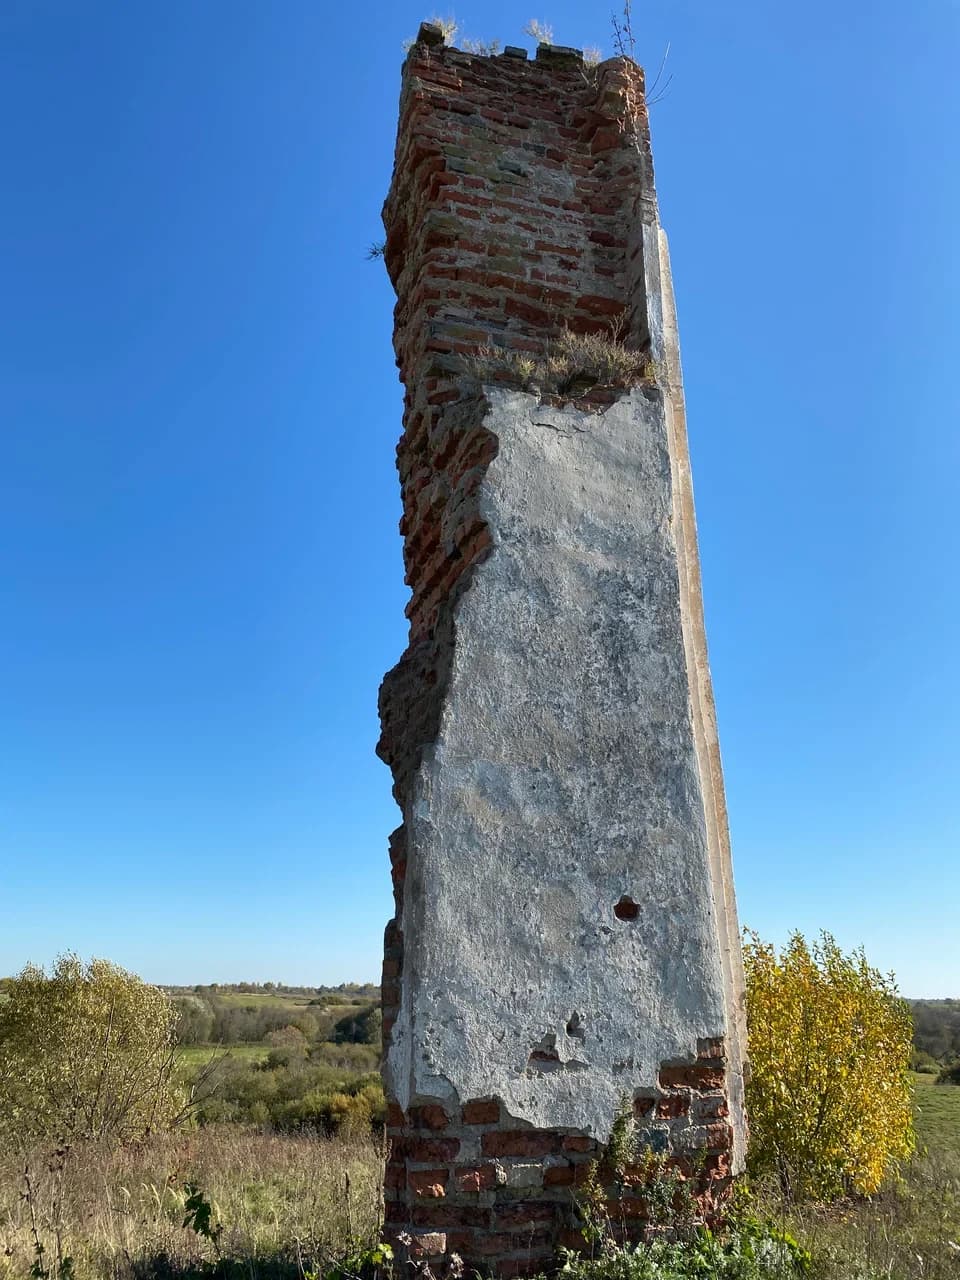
[330, 1004, 382, 1046]
[0, 954, 182, 1145]
[188, 1055, 384, 1134]
[543, 1221, 810, 1280]
[911, 1048, 942, 1074]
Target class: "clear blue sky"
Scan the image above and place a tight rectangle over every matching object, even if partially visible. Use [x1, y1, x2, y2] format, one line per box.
[1, 0, 957, 996]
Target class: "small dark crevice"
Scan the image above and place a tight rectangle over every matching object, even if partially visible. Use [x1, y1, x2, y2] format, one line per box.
[614, 894, 640, 921]
[566, 1012, 585, 1040]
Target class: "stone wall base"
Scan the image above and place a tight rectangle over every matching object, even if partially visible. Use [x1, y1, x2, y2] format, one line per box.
[384, 1040, 734, 1276]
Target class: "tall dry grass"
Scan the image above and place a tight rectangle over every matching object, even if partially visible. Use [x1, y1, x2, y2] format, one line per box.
[0, 1111, 957, 1279]
[753, 1147, 960, 1280]
[0, 1126, 383, 1279]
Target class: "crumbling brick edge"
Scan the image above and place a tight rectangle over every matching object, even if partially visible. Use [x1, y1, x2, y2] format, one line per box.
[382, 1037, 734, 1276]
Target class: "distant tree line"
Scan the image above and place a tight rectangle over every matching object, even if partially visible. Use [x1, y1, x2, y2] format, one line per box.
[909, 999, 960, 1065]
[166, 982, 379, 1000]
[169, 993, 382, 1048]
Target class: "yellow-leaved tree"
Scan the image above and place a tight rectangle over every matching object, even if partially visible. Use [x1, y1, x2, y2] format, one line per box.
[0, 954, 183, 1146]
[743, 929, 914, 1200]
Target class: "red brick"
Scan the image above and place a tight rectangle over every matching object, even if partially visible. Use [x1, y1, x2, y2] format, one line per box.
[504, 296, 552, 327]
[455, 1163, 500, 1193]
[703, 1152, 732, 1180]
[482, 1130, 559, 1158]
[463, 1098, 500, 1124]
[656, 1093, 690, 1119]
[493, 1201, 559, 1228]
[407, 1232, 447, 1258]
[658, 1063, 725, 1090]
[410, 1104, 449, 1131]
[575, 293, 626, 317]
[559, 1230, 588, 1251]
[704, 1122, 734, 1151]
[634, 1094, 656, 1119]
[692, 1094, 729, 1121]
[444, 1231, 475, 1254]
[412, 1204, 490, 1229]
[697, 1037, 726, 1061]
[590, 126, 623, 153]
[408, 1168, 449, 1198]
[471, 1231, 552, 1256]
[561, 1135, 595, 1153]
[405, 1136, 461, 1162]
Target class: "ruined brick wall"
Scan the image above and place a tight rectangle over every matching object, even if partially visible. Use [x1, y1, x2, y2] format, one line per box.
[377, 24, 746, 1276]
[378, 24, 656, 1057]
[381, 1047, 735, 1277]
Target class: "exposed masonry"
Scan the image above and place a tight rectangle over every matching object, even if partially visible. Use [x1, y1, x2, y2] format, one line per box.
[377, 23, 748, 1275]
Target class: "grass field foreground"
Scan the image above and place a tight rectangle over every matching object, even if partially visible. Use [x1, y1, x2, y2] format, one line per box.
[0, 1128, 383, 1279]
[0, 1080, 957, 1279]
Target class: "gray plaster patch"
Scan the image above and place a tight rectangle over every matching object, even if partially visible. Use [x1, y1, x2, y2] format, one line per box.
[387, 388, 732, 1142]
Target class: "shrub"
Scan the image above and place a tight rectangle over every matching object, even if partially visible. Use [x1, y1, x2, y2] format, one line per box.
[546, 1219, 810, 1280]
[910, 1047, 942, 1074]
[743, 930, 914, 1200]
[331, 1004, 381, 1046]
[188, 1055, 384, 1134]
[0, 954, 182, 1145]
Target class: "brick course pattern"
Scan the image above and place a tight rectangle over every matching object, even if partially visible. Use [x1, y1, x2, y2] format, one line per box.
[377, 24, 737, 1274]
[382, 1037, 735, 1274]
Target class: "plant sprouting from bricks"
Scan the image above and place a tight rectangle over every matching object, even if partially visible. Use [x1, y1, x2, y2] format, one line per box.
[603, 1093, 638, 1177]
[403, 17, 501, 56]
[524, 19, 555, 45]
[467, 322, 656, 401]
[402, 15, 456, 53]
[611, 2, 674, 106]
[413, 14, 458, 46]
[576, 1098, 698, 1253]
[611, 1, 635, 59]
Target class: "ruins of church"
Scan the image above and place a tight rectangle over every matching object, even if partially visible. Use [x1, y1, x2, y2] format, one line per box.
[376, 24, 748, 1274]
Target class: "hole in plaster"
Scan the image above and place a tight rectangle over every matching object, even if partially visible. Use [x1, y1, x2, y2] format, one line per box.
[614, 895, 640, 921]
[525, 1030, 589, 1076]
[531, 1031, 559, 1061]
[566, 1012, 585, 1040]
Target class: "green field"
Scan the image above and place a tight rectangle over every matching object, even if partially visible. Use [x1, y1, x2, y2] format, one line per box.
[175, 1042, 271, 1068]
[911, 1070, 960, 1155]
[198, 991, 316, 1009]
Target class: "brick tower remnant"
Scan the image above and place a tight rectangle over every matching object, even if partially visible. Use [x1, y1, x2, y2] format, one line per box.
[377, 23, 748, 1274]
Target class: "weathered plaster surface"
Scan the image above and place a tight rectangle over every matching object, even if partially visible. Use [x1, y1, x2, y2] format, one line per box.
[387, 385, 734, 1142]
